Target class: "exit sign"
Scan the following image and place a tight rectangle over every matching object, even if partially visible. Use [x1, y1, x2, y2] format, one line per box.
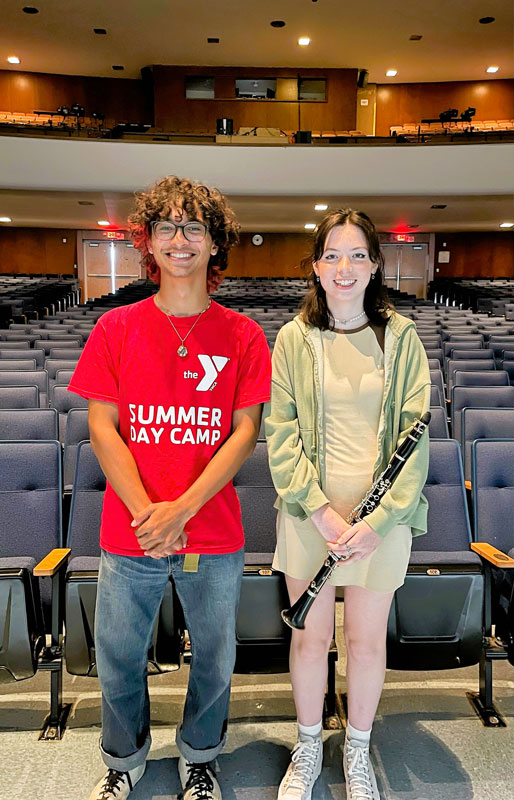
[104, 231, 125, 240]
[394, 234, 415, 242]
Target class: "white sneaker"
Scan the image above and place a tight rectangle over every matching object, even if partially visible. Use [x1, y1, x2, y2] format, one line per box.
[88, 763, 146, 799]
[277, 733, 323, 800]
[343, 737, 380, 800]
[178, 755, 222, 800]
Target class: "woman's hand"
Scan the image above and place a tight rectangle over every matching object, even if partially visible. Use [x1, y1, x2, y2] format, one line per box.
[132, 501, 190, 559]
[311, 503, 352, 552]
[328, 519, 381, 564]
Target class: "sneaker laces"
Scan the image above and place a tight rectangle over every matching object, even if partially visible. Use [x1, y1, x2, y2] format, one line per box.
[181, 763, 216, 800]
[345, 742, 374, 800]
[98, 770, 127, 799]
[283, 738, 322, 793]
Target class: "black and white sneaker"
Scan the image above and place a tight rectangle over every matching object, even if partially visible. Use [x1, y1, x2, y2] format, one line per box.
[178, 755, 222, 800]
[88, 763, 146, 799]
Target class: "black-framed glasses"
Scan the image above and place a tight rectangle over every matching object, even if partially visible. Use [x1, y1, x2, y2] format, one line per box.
[151, 220, 208, 242]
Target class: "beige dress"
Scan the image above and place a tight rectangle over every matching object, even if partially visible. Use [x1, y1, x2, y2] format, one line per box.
[273, 323, 412, 592]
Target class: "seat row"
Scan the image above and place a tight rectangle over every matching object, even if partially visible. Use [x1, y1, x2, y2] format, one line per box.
[1, 437, 513, 738]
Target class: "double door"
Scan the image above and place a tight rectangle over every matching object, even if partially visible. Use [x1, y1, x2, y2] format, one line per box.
[83, 240, 141, 300]
[382, 244, 428, 299]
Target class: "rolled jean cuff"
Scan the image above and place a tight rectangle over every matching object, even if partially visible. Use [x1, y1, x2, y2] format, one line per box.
[176, 725, 226, 764]
[100, 733, 151, 772]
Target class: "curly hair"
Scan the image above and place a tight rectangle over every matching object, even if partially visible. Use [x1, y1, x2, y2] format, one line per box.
[300, 208, 393, 329]
[127, 175, 240, 292]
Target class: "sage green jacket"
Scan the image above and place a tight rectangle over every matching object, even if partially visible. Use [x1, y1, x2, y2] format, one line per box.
[263, 312, 431, 538]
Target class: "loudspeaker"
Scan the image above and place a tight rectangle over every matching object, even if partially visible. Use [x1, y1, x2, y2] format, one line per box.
[295, 130, 312, 143]
[216, 118, 233, 135]
[357, 69, 369, 88]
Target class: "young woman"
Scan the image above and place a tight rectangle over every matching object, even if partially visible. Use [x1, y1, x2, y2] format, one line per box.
[265, 209, 430, 800]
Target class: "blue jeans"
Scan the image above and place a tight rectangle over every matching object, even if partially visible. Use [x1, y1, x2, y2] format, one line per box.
[95, 547, 244, 771]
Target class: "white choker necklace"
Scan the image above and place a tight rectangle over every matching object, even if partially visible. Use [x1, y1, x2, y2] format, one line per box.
[333, 310, 367, 326]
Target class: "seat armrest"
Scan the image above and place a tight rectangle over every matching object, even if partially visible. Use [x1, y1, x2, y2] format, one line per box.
[34, 548, 71, 576]
[471, 542, 514, 568]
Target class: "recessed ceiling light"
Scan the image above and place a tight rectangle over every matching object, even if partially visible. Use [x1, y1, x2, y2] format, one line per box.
[207, 37, 220, 43]
[479, 16, 495, 24]
[314, 203, 328, 211]
[486, 66, 499, 73]
[94, 28, 107, 34]
[112, 65, 124, 71]
[78, 200, 94, 206]
[7, 56, 20, 64]
[499, 222, 514, 228]
[271, 20, 286, 28]
[304, 223, 316, 230]
[431, 204, 447, 209]
[298, 37, 311, 46]
[385, 69, 398, 77]
[409, 34, 423, 41]
[22, 7, 39, 13]
[0, 217, 12, 223]
[97, 220, 110, 226]
[407, 224, 420, 228]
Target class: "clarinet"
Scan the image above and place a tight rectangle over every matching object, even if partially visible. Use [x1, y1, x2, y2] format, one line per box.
[281, 411, 431, 630]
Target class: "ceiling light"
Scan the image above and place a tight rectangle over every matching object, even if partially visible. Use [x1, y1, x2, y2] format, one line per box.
[409, 34, 422, 41]
[94, 28, 107, 34]
[270, 20, 286, 28]
[7, 56, 20, 64]
[97, 220, 110, 226]
[407, 224, 420, 228]
[385, 69, 397, 77]
[314, 203, 328, 211]
[431, 204, 447, 209]
[78, 200, 94, 206]
[207, 37, 220, 43]
[499, 222, 514, 228]
[486, 66, 499, 73]
[304, 223, 316, 230]
[479, 16, 495, 24]
[298, 37, 311, 46]
[22, 7, 39, 13]
[112, 65, 124, 71]
[0, 217, 12, 223]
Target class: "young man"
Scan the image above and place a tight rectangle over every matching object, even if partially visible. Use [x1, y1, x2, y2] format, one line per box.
[69, 176, 271, 800]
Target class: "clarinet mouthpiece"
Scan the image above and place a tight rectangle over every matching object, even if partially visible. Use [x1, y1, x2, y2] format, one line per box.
[420, 411, 431, 425]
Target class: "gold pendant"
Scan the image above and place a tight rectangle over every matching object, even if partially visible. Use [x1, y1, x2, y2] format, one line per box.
[177, 345, 188, 357]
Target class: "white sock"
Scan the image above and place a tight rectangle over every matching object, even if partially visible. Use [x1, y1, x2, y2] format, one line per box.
[298, 720, 322, 739]
[347, 722, 372, 744]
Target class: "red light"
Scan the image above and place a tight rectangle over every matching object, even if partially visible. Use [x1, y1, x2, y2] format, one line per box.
[396, 234, 406, 242]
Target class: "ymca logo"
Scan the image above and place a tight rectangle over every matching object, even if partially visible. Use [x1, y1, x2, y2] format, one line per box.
[183, 355, 229, 391]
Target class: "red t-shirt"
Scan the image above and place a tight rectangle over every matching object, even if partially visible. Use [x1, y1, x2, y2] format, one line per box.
[68, 297, 271, 556]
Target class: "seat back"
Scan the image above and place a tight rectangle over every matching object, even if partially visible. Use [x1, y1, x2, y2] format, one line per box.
[0, 371, 48, 407]
[0, 408, 58, 440]
[462, 408, 514, 481]
[429, 369, 445, 402]
[49, 349, 82, 361]
[0, 349, 45, 369]
[451, 386, 514, 442]
[454, 370, 509, 388]
[0, 359, 36, 371]
[0, 385, 39, 409]
[45, 359, 82, 383]
[472, 439, 514, 554]
[67, 441, 105, 553]
[447, 359, 495, 393]
[430, 385, 443, 407]
[428, 407, 449, 438]
[63, 409, 90, 489]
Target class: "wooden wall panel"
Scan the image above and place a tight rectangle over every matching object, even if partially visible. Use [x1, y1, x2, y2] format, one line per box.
[225, 233, 311, 279]
[434, 232, 514, 278]
[376, 79, 514, 136]
[153, 66, 357, 133]
[0, 228, 77, 274]
[0, 70, 148, 126]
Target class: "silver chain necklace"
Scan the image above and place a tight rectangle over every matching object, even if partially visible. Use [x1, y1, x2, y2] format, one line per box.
[333, 309, 367, 326]
[155, 296, 211, 357]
